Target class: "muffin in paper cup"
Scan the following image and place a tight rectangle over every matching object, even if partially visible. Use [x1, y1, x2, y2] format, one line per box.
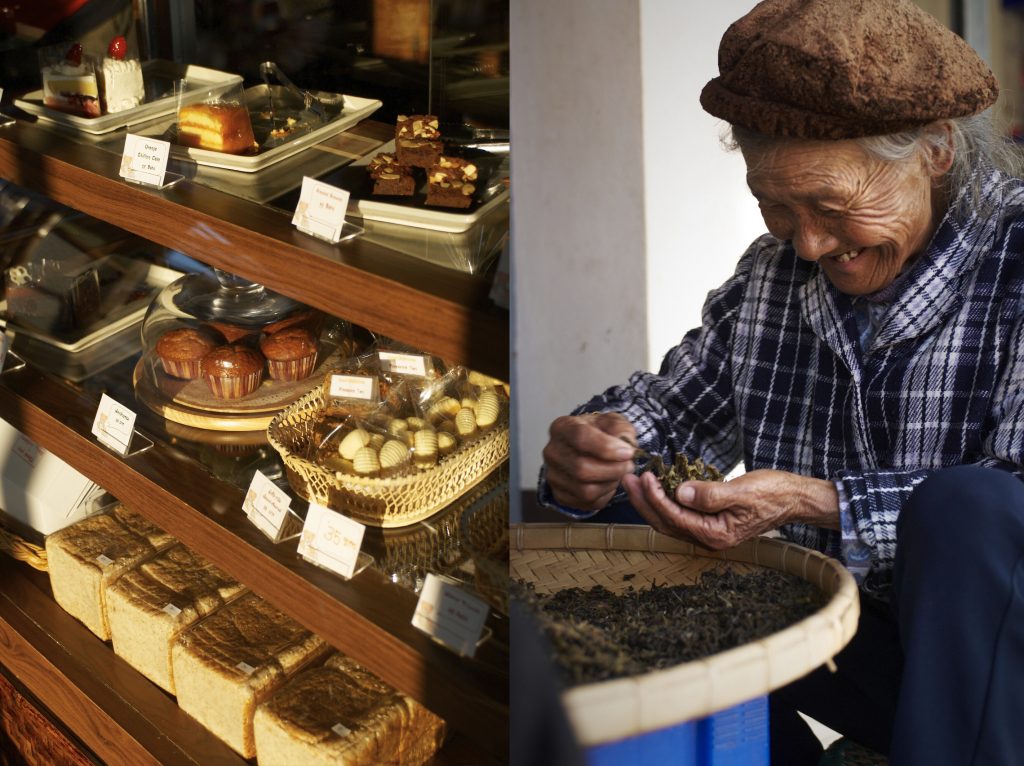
[156, 326, 219, 380]
[200, 344, 265, 399]
[259, 326, 319, 382]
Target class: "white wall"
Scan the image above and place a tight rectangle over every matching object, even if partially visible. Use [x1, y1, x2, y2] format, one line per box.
[510, 0, 650, 514]
[640, 1, 764, 365]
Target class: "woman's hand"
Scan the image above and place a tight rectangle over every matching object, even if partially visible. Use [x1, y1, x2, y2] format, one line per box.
[621, 468, 840, 549]
[543, 413, 638, 511]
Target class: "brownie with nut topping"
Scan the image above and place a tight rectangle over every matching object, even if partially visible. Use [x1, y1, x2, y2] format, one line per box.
[367, 152, 416, 196]
[424, 156, 479, 209]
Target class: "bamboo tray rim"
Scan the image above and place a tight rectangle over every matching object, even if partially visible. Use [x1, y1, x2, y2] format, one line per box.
[511, 523, 860, 746]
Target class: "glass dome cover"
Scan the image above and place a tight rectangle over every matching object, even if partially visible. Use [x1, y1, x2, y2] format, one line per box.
[135, 267, 360, 429]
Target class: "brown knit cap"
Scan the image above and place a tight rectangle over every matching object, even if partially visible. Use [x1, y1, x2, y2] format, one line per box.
[700, 0, 998, 139]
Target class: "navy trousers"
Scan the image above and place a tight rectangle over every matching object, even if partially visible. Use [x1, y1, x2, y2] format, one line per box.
[770, 465, 1024, 765]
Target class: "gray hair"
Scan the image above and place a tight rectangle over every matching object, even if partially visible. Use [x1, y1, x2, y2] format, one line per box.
[727, 113, 1024, 220]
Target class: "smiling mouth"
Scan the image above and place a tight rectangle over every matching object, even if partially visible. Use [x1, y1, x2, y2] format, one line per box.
[832, 249, 863, 264]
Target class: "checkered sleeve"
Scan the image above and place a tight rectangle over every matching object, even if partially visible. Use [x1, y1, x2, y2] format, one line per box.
[537, 243, 764, 515]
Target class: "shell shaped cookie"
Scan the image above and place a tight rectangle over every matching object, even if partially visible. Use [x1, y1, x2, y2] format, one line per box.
[455, 407, 478, 437]
[379, 439, 411, 469]
[352, 446, 381, 476]
[475, 390, 501, 428]
[413, 428, 439, 465]
[338, 428, 371, 460]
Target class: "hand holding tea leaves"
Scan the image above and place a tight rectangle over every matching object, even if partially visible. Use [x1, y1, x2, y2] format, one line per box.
[621, 467, 840, 550]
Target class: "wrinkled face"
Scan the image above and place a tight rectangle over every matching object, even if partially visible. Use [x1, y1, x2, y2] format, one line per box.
[744, 139, 939, 296]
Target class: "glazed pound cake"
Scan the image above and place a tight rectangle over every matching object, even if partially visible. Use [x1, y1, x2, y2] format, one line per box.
[171, 591, 331, 758]
[253, 652, 446, 766]
[45, 506, 175, 640]
[178, 103, 257, 154]
[106, 544, 245, 694]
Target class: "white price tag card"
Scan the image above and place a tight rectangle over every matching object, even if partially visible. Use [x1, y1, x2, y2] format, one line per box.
[328, 374, 377, 401]
[378, 351, 429, 377]
[243, 470, 293, 541]
[297, 502, 366, 579]
[120, 133, 170, 187]
[292, 176, 350, 243]
[0, 332, 9, 371]
[91, 393, 137, 455]
[412, 573, 489, 658]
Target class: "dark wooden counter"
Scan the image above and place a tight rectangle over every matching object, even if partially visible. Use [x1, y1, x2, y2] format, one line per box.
[0, 114, 509, 763]
[0, 118, 508, 380]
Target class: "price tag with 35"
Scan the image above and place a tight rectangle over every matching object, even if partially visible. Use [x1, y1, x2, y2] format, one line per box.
[297, 502, 366, 579]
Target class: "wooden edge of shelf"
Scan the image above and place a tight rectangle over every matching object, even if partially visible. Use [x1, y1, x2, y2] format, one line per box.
[0, 365, 509, 759]
[0, 559, 499, 766]
[0, 558, 248, 766]
[0, 121, 509, 380]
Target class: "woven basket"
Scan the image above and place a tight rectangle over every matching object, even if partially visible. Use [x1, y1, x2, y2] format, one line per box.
[511, 523, 860, 748]
[0, 526, 47, 572]
[267, 387, 510, 527]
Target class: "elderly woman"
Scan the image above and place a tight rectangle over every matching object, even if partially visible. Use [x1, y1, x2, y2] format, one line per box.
[539, 1, 1024, 764]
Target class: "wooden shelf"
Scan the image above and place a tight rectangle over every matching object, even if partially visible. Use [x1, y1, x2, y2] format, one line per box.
[0, 361, 508, 760]
[0, 113, 509, 763]
[0, 118, 509, 380]
[0, 560, 497, 766]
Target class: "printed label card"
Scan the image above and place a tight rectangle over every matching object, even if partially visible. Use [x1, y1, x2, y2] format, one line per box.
[120, 134, 171, 187]
[292, 177, 351, 244]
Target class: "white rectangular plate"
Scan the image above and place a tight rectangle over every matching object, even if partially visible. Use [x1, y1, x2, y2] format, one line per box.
[14, 62, 243, 135]
[165, 93, 383, 173]
[332, 139, 510, 233]
[5, 262, 181, 353]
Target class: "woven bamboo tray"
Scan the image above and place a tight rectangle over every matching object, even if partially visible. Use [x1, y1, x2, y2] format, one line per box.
[267, 387, 509, 527]
[511, 523, 860, 747]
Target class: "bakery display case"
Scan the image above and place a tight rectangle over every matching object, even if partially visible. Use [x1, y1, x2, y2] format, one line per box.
[0, 2, 509, 764]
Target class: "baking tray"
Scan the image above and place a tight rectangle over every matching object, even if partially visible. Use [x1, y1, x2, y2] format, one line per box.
[3, 262, 182, 381]
[346, 139, 509, 233]
[129, 86, 382, 173]
[13, 61, 243, 135]
[273, 139, 510, 233]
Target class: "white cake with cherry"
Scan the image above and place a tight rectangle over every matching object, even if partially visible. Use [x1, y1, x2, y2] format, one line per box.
[99, 35, 144, 113]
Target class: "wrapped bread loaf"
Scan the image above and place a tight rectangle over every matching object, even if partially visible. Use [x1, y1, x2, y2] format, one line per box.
[106, 544, 245, 693]
[171, 591, 330, 758]
[253, 652, 445, 766]
[45, 505, 175, 640]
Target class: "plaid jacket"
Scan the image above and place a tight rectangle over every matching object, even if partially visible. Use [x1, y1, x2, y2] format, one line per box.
[544, 167, 1024, 596]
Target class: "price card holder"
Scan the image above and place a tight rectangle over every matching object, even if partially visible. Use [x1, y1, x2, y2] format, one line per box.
[297, 502, 373, 580]
[119, 133, 183, 190]
[412, 573, 492, 658]
[0, 329, 26, 374]
[243, 470, 304, 544]
[292, 176, 364, 245]
[91, 393, 153, 457]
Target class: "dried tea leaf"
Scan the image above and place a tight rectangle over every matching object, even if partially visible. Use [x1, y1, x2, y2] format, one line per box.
[514, 570, 826, 686]
[641, 453, 724, 495]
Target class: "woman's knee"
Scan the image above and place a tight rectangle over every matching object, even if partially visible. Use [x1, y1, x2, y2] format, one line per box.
[898, 465, 1024, 553]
